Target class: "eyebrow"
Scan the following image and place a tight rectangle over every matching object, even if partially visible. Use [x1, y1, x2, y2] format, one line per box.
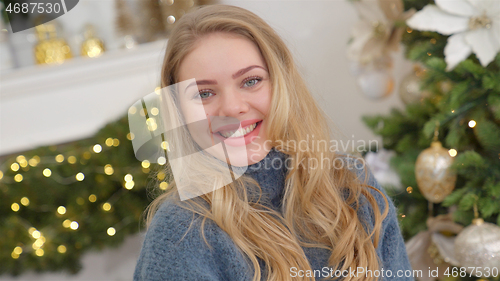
[184, 65, 267, 92]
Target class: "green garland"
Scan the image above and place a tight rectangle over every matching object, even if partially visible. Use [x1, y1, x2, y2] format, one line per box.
[0, 115, 167, 275]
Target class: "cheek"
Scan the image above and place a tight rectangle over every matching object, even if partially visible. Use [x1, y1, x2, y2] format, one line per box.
[253, 87, 272, 116]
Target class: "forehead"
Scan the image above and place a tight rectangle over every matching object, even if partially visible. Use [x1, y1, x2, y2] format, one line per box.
[178, 32, 267, 81]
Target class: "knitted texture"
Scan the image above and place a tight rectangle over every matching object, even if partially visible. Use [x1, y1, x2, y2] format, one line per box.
[134, 149, 413, 280]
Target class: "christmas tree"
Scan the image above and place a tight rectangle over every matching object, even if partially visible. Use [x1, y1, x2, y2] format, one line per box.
[350, 0, 500, 280]
[0, 115, 167, 275]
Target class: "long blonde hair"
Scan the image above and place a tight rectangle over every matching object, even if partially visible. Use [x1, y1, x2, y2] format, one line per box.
[146, 5, 389, 281]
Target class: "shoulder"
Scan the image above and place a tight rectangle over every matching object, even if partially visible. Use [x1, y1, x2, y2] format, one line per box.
[134, 198, 253, 281]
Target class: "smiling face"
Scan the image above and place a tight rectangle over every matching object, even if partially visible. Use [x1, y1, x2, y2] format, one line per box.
[177, 32, 272, 166]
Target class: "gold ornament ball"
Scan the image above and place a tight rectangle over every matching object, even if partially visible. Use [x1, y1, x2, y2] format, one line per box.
[455, 219, 500, 277]
[415, 141, 457, 203]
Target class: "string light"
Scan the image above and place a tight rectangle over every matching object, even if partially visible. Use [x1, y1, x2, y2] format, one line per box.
[16, 155, 26, 162]
[430, 38, 436, 44]
[88, 194, 97, 202]
[146, 118, 158, 131]
[107, 227, 116, 236]
[113, 138, 120, 146]
[32, 230, 41, 239]
[406, 186, 413, 193]
[124, 181, 135, 190]
[75, 172, 85, 181]
[57, 206, 66, 215]
[11, 163, 20, 171]
[19, 158, 28, 168]
[127, 133, 134, 140]
[154, 86, 161, 95]
[105, 138, 114, 147]
[104, 164, 114, 175]
[55, 154, 65, 163]
[14, 174, 23, 182]
[20, 197, 30, 206]
[62, 219, 72, 228]
[406, 27, 413, 33]
[76, 197, 85, 205]
[124, 174, 133, 182]
[67, 156, 77, 164]
[448, 149, 458, 157]
[0, 171, 3, 180]
[141, 160, 150, 168]
[57, 245, 67, 253]
[161, 141, 170, 151]
[29, 156, 40, 167]
[11, 203, 20, 212]
[102, 202, 112, 211]
[70, 221, 79, 230]
[157, 157, 166, 165]
[83, 152, 91, 159]
[13, 246, 22, 255]
[28, 158, 38, 167]
[151, 107, 159, 116]
[28, 227, 36, 235]
[167, 15, 176, 24]
[93, 144, 102, 153]
[33, 238, 44, 249]
[128, 106, 137, 115]
[468, 120, 476, 128]
[35, 248, 44, 256]
[157, 171, 165, 180]
[159, 182, 169, 190]
[43, 168, 52, 177]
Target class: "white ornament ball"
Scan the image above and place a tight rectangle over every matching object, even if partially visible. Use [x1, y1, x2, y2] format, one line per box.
[356, 68, 394, 100]
[455, 219, 500, 277]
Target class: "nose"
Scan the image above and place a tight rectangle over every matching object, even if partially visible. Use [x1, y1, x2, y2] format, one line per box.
[217, 90, 250, 117]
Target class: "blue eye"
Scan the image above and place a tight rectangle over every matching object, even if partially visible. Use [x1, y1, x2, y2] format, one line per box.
[195, 90, 214, 99]
[243, 77, 262, 87]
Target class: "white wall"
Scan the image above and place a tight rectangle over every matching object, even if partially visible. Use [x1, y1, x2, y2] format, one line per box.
[0, 1, 410, 280]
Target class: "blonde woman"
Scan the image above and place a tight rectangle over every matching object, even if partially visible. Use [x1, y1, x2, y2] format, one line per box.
[134, 4, 412, 281]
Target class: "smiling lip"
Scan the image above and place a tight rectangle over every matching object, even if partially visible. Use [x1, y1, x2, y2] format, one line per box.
[212, 119, 263, 147]
[213, 119, 262, 134]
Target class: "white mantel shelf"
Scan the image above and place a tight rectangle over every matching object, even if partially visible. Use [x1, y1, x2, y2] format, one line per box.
[0, 39, 168, 156]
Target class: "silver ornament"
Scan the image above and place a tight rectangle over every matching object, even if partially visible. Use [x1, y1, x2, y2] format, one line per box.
[399, 70, 429, 104]
[356, 68, 394, 100]
[455, 218, 500, 277]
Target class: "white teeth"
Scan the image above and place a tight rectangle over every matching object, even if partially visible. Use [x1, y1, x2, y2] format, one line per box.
[220, 123, 257, 138]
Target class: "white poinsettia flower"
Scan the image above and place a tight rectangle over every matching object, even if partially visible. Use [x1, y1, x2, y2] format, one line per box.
[348, 0, 415, 63]
[407, 0, 500, 71]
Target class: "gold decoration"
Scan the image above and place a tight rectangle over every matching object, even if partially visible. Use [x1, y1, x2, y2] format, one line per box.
[34, 22, 72, 65]
[81, 24, 105, 58]
[415, 123, 457, 203]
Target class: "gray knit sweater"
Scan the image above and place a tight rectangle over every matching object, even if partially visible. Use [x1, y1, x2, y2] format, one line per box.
[134, 148, 413, 280]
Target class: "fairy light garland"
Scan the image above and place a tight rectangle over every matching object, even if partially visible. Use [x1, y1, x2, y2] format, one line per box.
[0, 115, 163, 274]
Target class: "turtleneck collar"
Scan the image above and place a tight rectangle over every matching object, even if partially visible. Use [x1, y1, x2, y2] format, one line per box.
[238, 147, 289, 211]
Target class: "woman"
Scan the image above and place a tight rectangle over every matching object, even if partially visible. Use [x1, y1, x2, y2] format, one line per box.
[134, 4, 412, 281]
